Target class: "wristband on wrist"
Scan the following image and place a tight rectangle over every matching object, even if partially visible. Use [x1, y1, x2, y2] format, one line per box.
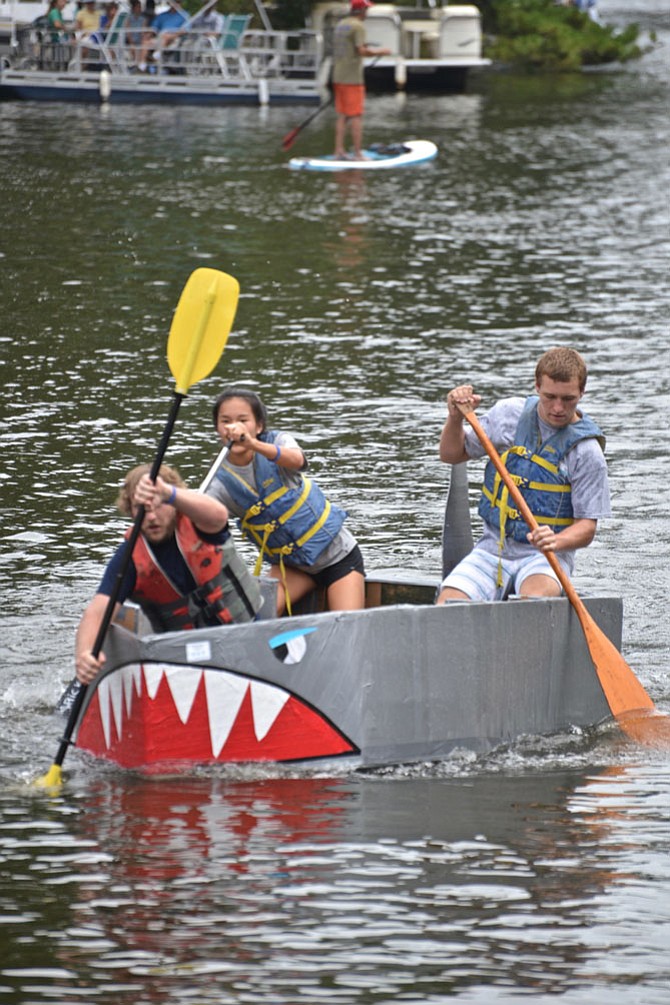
[275, 444, 281, 462]
[167, 484, 177, 506]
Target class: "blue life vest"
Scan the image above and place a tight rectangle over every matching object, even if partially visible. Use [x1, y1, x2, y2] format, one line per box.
[478, 396, 605, 544]
[215, 431, 347, 568]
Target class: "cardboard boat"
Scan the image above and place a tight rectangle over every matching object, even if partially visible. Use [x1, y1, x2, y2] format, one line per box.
[66, 464, 624, 773]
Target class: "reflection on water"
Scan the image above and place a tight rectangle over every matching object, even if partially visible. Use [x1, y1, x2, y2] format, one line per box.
[1, 763, 669, 1003]
[1, 0, 669, 1000]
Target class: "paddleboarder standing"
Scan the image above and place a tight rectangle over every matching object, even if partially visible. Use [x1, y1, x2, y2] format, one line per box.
[332, 0, 390, 160]
[436, 347, 611, 603]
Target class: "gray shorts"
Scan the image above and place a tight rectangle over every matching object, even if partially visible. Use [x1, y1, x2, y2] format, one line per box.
[440, 547, 567, 601]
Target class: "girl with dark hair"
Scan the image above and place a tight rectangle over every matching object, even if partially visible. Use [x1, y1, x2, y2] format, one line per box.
[207, 387, 365, 616]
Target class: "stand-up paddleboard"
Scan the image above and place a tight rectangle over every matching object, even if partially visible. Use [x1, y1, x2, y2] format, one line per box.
[288, 140, 437, 172]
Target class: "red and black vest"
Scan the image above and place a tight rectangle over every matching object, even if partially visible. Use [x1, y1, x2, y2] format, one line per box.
[129, 514, 261, 632]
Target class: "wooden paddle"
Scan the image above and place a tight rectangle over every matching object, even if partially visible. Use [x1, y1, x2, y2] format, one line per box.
[457, 404, 670, 745]
[34, 268, 240, 789]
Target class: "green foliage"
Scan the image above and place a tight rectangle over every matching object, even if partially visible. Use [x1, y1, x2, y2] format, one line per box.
[265, 0, 313, 30]
[482, 0, 644, 70]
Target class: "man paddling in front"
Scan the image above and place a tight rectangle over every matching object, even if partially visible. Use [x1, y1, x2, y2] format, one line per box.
[75, 464, 261, 685]
[332, 0, 390, 160]
[436, 347, 611, 603]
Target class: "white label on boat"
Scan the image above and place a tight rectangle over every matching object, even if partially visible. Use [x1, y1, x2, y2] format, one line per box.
[185, 641, 211, 663]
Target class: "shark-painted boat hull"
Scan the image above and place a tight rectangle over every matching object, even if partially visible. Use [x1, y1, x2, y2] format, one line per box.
[67, 465, 624, 773]
[72, 587, 622, 773]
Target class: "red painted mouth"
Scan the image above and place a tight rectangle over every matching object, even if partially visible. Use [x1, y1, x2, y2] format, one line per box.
[75, 663, 356, 771]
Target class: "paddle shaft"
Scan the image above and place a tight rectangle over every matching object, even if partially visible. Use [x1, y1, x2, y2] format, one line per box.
[52, 393, 186, 770]
[282, 95, 334, 150]
[199, 440, 232, 494]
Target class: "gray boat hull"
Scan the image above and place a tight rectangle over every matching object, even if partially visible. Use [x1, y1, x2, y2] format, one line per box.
[73, 589, 621, 772]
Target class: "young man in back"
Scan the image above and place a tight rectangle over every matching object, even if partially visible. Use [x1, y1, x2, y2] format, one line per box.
[437, 347, 610, 603]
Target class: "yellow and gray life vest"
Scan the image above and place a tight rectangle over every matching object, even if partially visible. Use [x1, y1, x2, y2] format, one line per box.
[478, 395, 605, 544]
[215, 432, 347, 570]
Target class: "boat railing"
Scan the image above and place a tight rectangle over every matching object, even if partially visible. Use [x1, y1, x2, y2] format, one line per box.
[9, 18, 322, 82]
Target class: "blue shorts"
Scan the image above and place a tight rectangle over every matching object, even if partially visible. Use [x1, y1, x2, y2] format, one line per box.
[440, 548, 566, 602]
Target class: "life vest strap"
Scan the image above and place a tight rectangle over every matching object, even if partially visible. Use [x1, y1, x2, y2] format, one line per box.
[274, 478, 309, 524]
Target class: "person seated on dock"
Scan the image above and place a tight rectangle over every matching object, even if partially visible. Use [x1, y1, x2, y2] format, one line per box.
[207, 387, 366, 617]
[44, 0, 72, 67]
[436, 347, 611, 604]
[74, 0, 100, 34]
[98, 0, 119, 35]
[126, 0, 146, 63]
[137, 0, 188, 72]
[74, 463, 262, 686]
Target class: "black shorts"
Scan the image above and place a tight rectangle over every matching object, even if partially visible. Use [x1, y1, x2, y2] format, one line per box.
[307, 544, 365, 589]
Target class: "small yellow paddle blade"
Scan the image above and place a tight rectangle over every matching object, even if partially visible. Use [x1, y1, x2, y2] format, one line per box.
[32, 764, 63, 790]
[167, 269, 240, 395]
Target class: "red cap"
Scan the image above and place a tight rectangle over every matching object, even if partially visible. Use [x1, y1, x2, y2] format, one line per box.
[350, 0, 373, 10]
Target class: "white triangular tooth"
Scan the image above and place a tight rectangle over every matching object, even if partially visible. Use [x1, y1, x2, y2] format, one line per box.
[250, 680, 290, 741]
[165, 666, 203, 724]
[97, 676, 112, 749]
[122, 664, 141, 718]
[108, 671, 125, 742]
[143, 663, 165, 700]
[204, 671, 248, 757]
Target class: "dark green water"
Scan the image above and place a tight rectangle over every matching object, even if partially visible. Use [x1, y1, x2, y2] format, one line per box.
[1, 0, 669, 1000]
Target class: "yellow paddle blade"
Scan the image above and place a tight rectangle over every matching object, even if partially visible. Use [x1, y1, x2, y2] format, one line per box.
[167, 269, 240, 395]
[32, 764, 63, 789]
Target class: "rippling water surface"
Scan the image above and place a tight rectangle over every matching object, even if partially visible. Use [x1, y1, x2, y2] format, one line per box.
[1, 0, 669, 1000]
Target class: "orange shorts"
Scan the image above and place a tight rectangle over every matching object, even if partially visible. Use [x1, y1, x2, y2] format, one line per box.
[334, 83, 365, 118]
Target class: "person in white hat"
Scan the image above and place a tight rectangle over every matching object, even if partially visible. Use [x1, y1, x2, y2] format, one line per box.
[332, 0, 390, 159]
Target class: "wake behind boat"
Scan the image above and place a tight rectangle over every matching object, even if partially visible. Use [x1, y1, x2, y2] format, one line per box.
[288, 140, 438, 172]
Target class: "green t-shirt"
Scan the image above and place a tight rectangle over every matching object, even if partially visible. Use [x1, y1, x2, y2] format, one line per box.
[47, 6, 67, 41]
[333, 16, 366, 85]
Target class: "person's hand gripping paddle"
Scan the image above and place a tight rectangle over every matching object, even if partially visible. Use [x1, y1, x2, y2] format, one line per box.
[34, 268, 240, 789]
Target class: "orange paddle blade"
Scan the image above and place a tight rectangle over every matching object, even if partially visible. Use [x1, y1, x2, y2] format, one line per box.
[282, 128, 300, 151]
[615, 709, 670, 747]
[574, 603, 654, 717]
